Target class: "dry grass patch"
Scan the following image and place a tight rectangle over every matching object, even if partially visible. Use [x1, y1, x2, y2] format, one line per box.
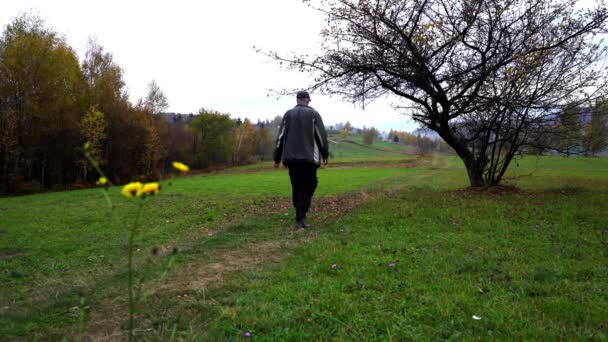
[162, 239, 298, 292]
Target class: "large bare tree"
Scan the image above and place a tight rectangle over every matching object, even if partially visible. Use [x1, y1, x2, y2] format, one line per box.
[263, 0, 608, 187]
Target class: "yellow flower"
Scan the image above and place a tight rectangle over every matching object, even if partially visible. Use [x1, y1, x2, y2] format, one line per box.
[96, 177, 108, 186]
[84, 142, 91, 150]
[138, 182, 160, 197]
[121, 182, 143, 198]
[172, 161, 190, 172]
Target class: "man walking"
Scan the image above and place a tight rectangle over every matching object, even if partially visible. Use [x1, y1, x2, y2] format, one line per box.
[273, 91, 329, 229]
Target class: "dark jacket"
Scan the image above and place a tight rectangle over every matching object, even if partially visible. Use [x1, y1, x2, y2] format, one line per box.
[273, 105, 329, 165]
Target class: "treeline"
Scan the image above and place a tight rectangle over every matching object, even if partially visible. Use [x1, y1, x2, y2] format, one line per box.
[387, 130, 454, 154]
[0, 14, 273, 194]
[328, 121, 454, 154]
[328, 122, 382, 145]
[552, 100, 608, 156]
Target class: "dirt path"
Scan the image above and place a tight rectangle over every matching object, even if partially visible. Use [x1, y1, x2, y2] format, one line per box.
[4, 157, 454, 340]
[82, 191, 375, 340]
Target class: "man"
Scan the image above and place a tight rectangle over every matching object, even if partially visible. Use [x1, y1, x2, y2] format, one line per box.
[273, 91, 329, 229]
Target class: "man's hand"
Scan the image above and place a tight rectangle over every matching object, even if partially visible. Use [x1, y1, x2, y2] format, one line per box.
[323, 158, 328, 165]
[274, 161, 281, 168]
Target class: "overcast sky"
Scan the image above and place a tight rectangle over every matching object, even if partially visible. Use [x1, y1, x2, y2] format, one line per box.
[0, 0, 601, 132]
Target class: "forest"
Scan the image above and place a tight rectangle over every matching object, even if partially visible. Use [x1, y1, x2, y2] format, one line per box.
[0, 14, 280, 194]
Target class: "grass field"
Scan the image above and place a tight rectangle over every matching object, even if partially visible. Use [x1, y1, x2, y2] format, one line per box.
[328, 134, 417, 160]
[1, 153, 607, 340]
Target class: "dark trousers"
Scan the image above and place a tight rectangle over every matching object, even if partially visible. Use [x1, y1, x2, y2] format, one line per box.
[288, 163, 319, 221]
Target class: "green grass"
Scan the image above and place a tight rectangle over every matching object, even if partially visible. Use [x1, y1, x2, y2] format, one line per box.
[203, 157, 608, 340]
[328, 134, 415, 160]
[0, 167, 408, 284]
[0, 166, 414, 338]
[208, 184, 607, 340]
[338, 134, 415, 153]
[1, 155, 607, 339]
[507, 155, 608, 190]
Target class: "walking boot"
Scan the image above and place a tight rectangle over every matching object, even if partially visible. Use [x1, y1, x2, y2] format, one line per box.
[296, 219, 310, 229]
[297, 212, 310, 229]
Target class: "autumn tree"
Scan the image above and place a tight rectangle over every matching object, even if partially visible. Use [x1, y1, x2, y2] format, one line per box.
[362, 127, 379, 145]
[264, 0, 608, 187]
[0, 14, 189, 192]
[254, 125, 274, 160]
[557, 103, 583, 154]
[190, 109, 235, 168]
[339, 121, 352, 139]
[79, 106, 107, 181]
[416, 134, 436, 154]
[388, 129, 397, 142]
[0, 109, 18, 193]
[140, 80, 172, 172]
[270, 115, 283, 128]
[81, 39, 131, 181]
[339, 128, 349, 139]
[133, 107, 162, 178]
[142, 80, 169, 115]
[81, 39, 162, 181]
[233, 118, 256, 163]
[0, 13, 86, 191]
[584, 99, 608, 155]
[82, 38, 127, 116]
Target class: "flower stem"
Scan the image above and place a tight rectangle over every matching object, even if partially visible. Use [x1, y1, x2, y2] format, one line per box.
[83, 149, 113, 209]
[102, 189, 112, 209]
[84, 150, 110, 185]
[127, 203, 144, 342]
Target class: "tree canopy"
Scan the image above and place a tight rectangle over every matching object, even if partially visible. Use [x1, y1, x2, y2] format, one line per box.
[265, 0, 608, 186]
[0, 13, 274, 194]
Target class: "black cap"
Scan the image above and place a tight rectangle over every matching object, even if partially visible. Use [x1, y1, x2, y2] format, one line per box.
[296, 91, 310, 99]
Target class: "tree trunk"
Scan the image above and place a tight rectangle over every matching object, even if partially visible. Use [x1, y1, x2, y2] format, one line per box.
[437, 128, 487, 188]
[83, 163, 88, 183]
[465, 162, 486, 187]
[41, 159, 46, 188]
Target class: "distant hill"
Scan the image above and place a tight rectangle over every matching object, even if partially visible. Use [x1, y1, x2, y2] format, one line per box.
[412, 127, 441, 140]
[328, 134, 415, 159]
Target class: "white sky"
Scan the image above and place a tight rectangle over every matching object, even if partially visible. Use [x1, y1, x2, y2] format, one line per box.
[0, 0, 601, 132]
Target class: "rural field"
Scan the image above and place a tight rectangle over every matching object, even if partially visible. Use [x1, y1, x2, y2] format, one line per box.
[1, 140, 607, 340]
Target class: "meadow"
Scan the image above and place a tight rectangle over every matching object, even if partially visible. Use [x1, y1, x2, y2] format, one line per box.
[1, 141, 607, 340]
[328, 135, 416, 160]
